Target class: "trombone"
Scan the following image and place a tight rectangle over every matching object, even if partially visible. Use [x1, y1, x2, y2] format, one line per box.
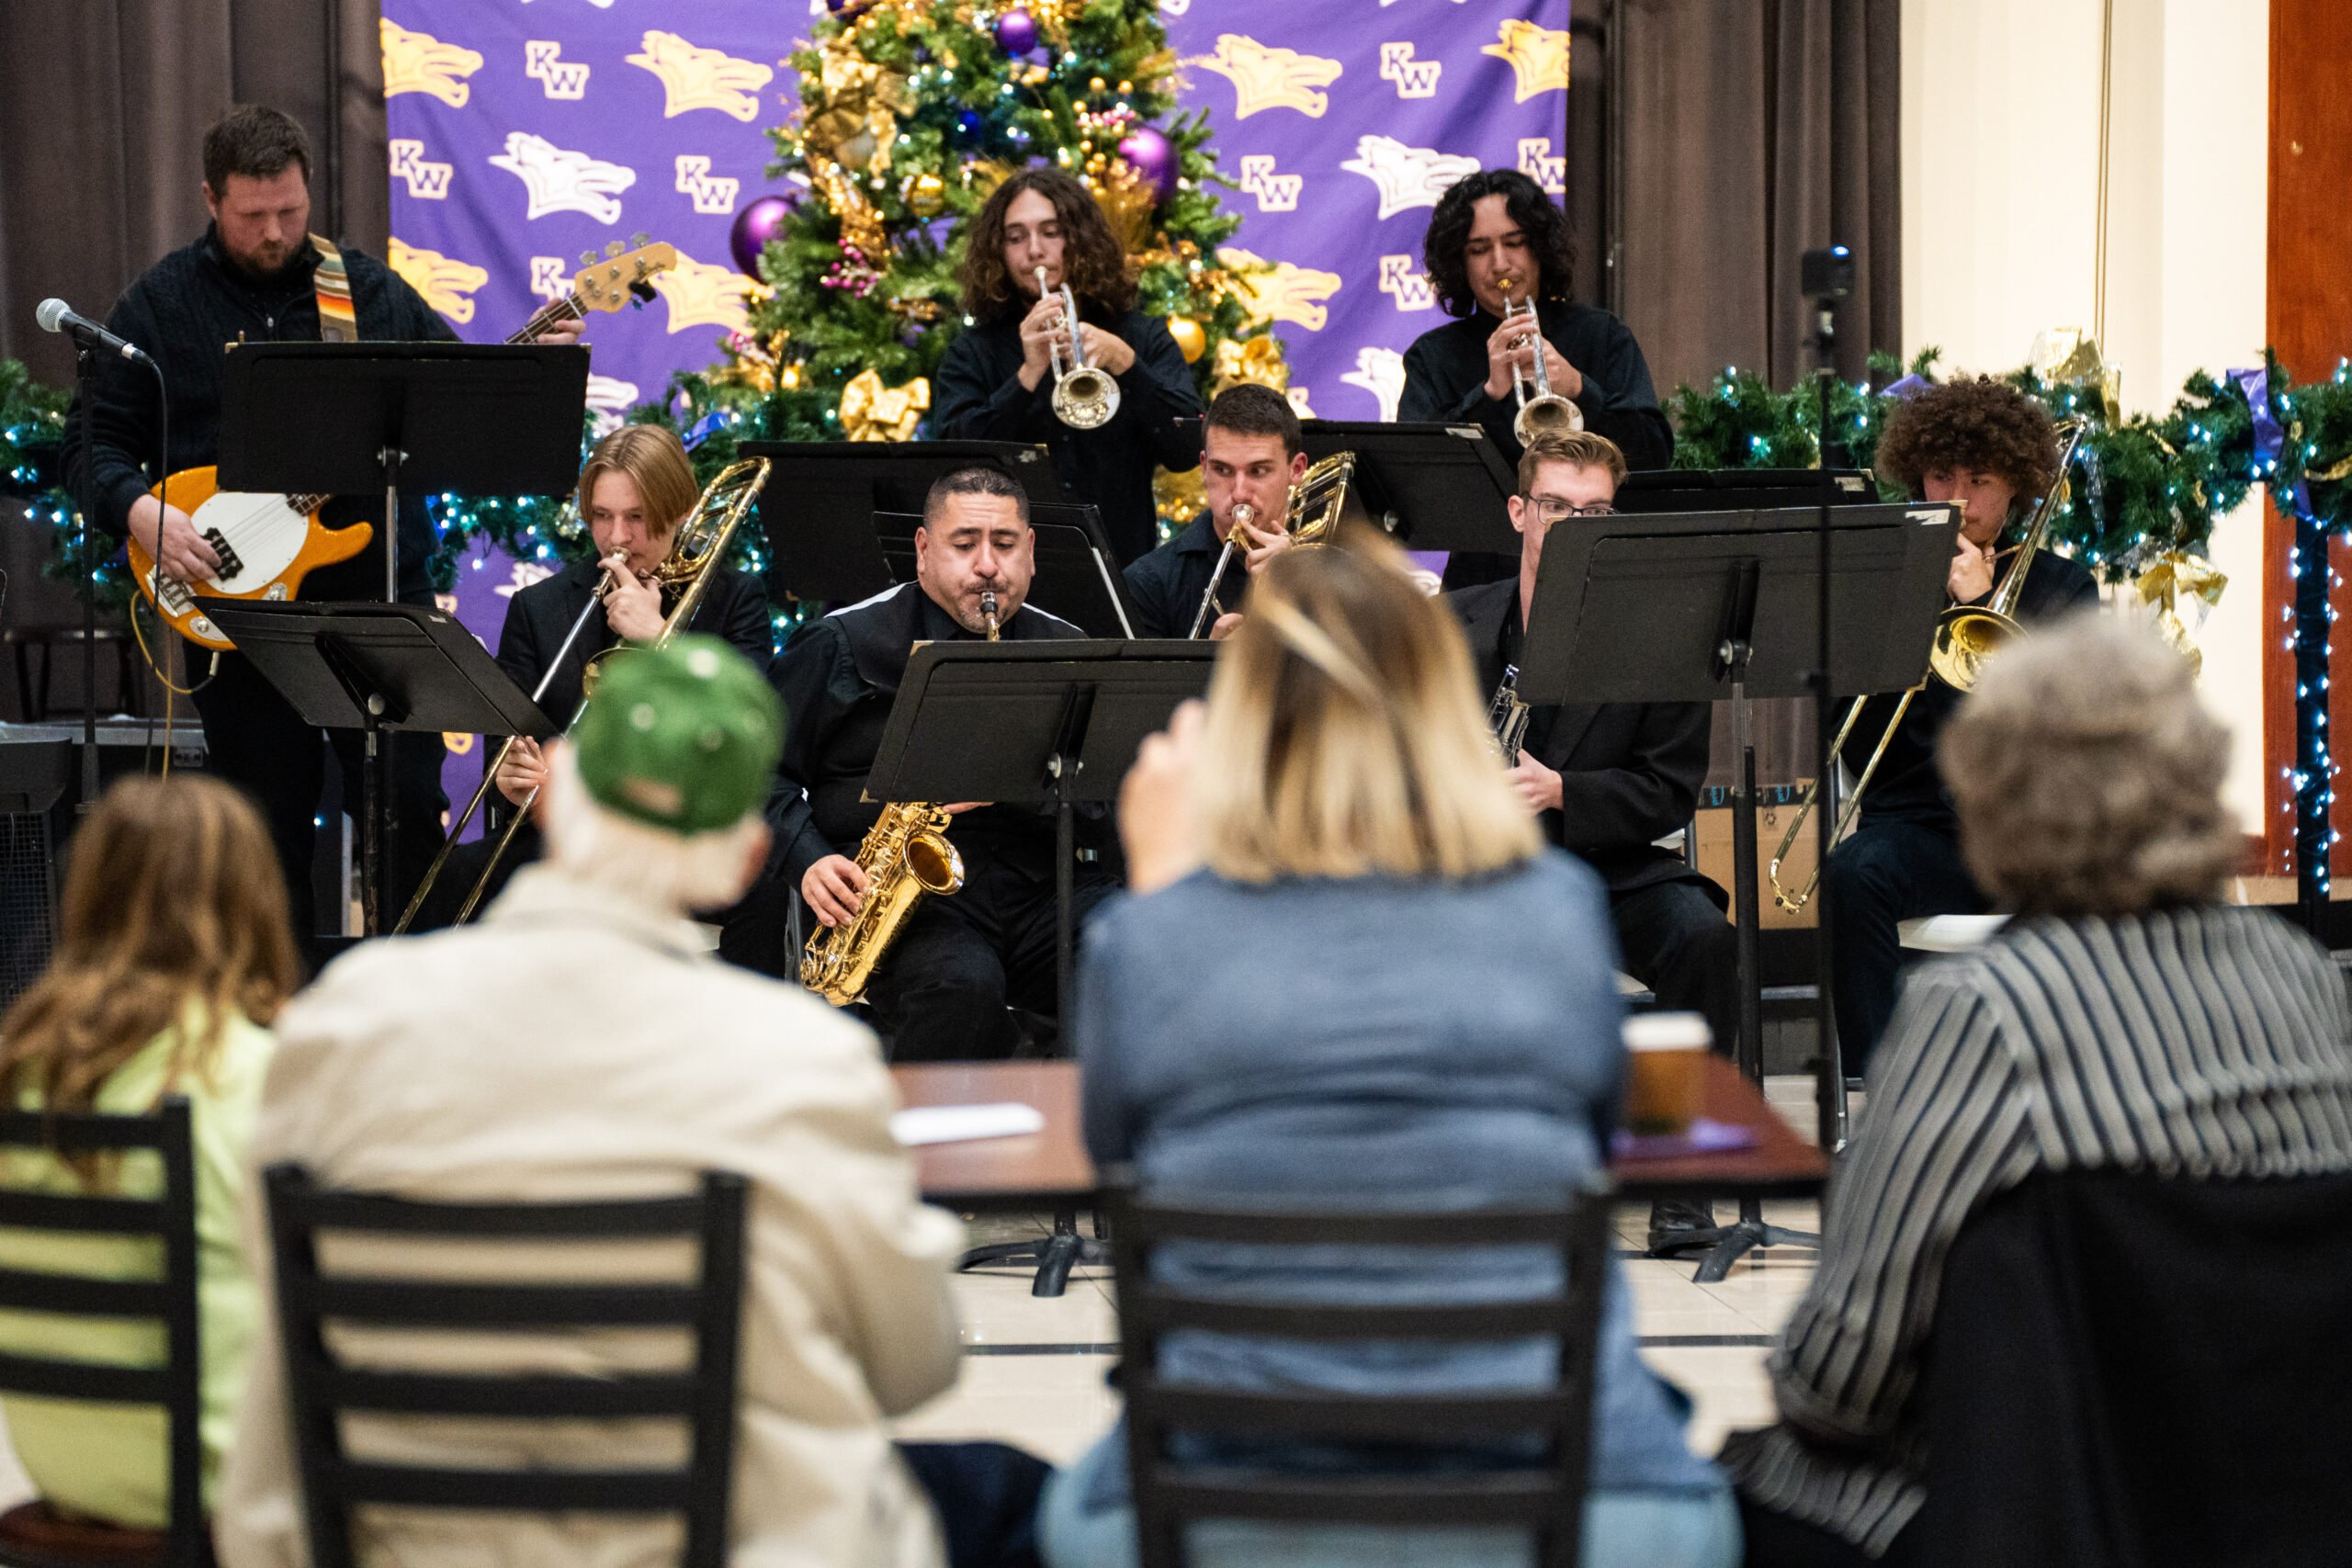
[1186, 451, 1356, 637]
[1036, 267, 1120, 429]
[1498, 284, 1581, 446]
[1767, 419, 2086, 911]
[393, 457, 773, 932]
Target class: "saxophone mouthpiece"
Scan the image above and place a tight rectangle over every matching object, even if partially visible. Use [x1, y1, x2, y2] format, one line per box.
[980, 591, 1001, 640]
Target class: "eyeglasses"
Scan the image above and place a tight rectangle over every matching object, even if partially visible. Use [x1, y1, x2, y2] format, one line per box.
[1521, 497, 1615, 523]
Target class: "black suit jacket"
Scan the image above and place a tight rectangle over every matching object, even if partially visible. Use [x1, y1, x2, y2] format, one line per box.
[1449, 578, 1713, 895]
[494, 558, 775, 730]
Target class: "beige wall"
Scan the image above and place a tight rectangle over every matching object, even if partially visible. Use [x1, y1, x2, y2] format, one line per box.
[1901, 0, 2270, 829]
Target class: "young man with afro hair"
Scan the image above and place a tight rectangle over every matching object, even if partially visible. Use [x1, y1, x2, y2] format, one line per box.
[1821, 376, 2100, 1072]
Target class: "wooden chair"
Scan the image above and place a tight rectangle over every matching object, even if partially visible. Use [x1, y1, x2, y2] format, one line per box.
[0, 1097, 206, 1568]
[1105, 1178, 1615, 1568]
[260, 1166, 749, 1568]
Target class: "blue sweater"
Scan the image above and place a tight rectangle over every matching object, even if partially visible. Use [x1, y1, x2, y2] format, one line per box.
[1075, 852, 1721, 1501]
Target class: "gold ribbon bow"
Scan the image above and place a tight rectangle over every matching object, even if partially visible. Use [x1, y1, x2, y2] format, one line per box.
[2134, 550, 2228, 677]
[2028, 326, 2122, 425]
[838, 368, 930, 442]
[1211, 333, 1287, 394]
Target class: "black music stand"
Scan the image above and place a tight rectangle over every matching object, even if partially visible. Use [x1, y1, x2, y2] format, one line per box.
[875, 504, 1136, 637]
[1295, 421, 1521, 555]
[865, 639, 1217, 1295]
[1521, 502, 1958, 1282]
[209, 603, 559, 938]
[741, 440, 1059, 605]
[1614, 468, 1881, 514]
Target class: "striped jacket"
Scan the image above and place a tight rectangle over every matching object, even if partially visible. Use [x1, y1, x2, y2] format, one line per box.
[1726, 905, 2352, 1555]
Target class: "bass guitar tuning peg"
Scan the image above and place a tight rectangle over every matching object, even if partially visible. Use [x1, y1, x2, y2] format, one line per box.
[580, 251, 598, 265]
[629, 231, 650, 250]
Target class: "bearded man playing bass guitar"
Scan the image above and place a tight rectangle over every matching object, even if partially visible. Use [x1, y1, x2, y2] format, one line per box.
[62, 106, 582, 964]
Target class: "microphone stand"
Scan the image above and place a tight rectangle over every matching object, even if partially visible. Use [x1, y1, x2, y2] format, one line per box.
[73, 340, 99, 811]
[1811, 295, 1849, 1157]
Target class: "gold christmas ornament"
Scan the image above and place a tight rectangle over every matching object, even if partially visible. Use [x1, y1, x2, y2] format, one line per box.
[838, 367, 932, 441]
[1212, 333, 1287, 394]
[1167, 314, 1206, 364]
[903, 171, 947, 217]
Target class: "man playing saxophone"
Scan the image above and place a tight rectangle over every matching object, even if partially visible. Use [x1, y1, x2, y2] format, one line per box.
[765, 465, 1113, 1061]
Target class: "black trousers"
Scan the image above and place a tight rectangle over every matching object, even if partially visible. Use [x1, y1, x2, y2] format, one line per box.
[898, 1440, 1048, 1568]
[1610, 875, 1740, 1061]
[189, 640, 447, 957]
[868, 854, 1118, 1063]
[1821, 818, 1988, 1077]
[1737, 1492, 1916, 1568]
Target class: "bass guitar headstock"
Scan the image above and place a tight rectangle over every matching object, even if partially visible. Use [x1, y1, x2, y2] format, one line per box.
[571, 236, 678, 313]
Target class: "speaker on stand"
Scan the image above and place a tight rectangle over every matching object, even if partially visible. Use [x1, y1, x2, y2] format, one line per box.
[0, 739, 72, 1011]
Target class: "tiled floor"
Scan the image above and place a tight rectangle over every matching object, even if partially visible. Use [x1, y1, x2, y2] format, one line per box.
[895, 1075, 1831, 1469]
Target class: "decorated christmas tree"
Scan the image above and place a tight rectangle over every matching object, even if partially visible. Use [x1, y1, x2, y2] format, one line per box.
[654, 0, 1275, 505]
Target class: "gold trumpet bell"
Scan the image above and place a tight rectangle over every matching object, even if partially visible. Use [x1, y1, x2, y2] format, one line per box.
[1052, 366, 1120, 429]
[1513, 392, 1583, 446]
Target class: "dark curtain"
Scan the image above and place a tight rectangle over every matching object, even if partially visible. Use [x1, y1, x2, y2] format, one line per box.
[0, 0, 389, 389]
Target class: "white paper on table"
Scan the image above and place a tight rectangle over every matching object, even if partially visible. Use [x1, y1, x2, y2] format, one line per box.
[890, 1101, 1047, 1146]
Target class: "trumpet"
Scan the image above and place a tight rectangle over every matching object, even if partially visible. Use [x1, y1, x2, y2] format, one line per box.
[1186, 452, 1357, 637]
[1766, 420, 2086, 912]
[393, 457, 773, 933]
[1037, 267, 1120, 430]
[1498, 286, 1581, 446]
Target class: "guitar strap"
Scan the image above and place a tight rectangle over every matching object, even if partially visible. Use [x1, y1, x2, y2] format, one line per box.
[311, 234, 358, 343]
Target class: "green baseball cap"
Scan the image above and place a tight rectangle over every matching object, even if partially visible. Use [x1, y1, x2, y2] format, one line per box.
[572, 635, 784, 836]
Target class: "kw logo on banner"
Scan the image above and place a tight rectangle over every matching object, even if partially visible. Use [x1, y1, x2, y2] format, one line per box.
[525, 40, 591, 100]
[1518, 138, 1566, 195]
[1187, 36, 1343, 118]
[387, 238, 487, 324]
[1377, 255, 1436, 312]
[1378, 43, 1442, 99]
[675, 156, 741, 216]
[529, 257, 571, 301]
[1341, 135, 1480, 220]
[490, 132, 635, 223]
[1238, 155, 1301, 212]
[1483, 20, 1571, 103]
[1219, 247, 1341, 333]
[389, 140, 455, 200]
[1340, 347, 1407, 424]
[380, 19, 481, 107]
[652, 252, 761, 334]
[627, 31, 775, 120]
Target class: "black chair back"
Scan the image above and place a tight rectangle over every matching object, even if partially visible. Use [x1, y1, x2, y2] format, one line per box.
[0, 1097, 204, 1568]
[1104, 1179, 1614, 1568]
[262, 1165, 749, 1568]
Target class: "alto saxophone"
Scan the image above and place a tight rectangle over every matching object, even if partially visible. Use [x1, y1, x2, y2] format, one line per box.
[797, 592, 1000, 1006]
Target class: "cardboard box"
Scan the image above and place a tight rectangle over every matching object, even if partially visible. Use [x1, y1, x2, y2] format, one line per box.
[1693, 798, 1820, 930]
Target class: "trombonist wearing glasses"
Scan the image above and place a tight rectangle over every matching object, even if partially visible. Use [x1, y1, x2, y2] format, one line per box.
[1447, 431, 1739, 1255]
[933, 167, 1204, 568]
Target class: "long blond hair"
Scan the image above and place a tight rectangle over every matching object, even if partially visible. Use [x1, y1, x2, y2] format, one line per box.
[0, 777, 297, 1122]
[1194, 535, 1541, 882]
[576, 424, 699, 540]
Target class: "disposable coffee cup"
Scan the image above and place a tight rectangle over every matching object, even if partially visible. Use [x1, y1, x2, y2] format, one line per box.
[1622, 1012, 1710, 1136]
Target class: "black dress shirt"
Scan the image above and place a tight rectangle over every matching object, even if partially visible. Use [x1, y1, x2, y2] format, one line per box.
[62, 229, 458, 601]
[1842, 550, 2101, 835]
[932, 304, 1204, 567]
[764, 582, 1087, 892]
[1120, 514, 1246, 638]
[1399, 299, 1672, 473]
[1449, 579, 1711, 894]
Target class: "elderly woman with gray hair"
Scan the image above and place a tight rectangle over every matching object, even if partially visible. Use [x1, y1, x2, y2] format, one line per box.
[1724, 615, 2352, 1567]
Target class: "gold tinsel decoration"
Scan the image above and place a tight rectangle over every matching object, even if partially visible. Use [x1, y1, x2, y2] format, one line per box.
[839, 368, 932, 441]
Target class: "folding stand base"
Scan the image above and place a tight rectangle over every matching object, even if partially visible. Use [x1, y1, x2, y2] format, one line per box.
[1651, 1195, 1818, 1284]
[959, 1208, 1102, 1298]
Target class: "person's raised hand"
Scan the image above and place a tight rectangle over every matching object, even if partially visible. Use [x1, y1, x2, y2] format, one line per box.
[1119, 698, 1205, 895]
[802, 853, 872, 929]
[1239, 514, 1292, 576]
[1077, 323, 1136, 376]
[128, 494, 221, 582]
[1948, 532, 1997, 604]
[602, 551, 665, 640]
[533, 316, 585, 347]
[1505, 751, 1563, 817]
[1016, 293, 1069, 390]
[1208, 611, 1245, 641]
[494, 737, 551, 813]
[942, 801, 992, 815]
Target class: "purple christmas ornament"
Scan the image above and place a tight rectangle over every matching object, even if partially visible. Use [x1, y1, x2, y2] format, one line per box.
[1118, 126, 1177, 201]
[996, 7, 1037, 55]
[729, 196, 794, 278]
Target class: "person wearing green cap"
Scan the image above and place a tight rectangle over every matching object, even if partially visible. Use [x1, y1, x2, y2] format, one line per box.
[761, 464, 1120, 1061]
[219, 636, 1042, 1568]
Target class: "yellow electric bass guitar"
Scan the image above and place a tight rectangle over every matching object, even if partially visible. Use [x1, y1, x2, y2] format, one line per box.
[132, 239, 679, 650]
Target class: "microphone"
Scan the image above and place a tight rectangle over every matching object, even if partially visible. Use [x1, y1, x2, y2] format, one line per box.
[36, 299, 153, 365]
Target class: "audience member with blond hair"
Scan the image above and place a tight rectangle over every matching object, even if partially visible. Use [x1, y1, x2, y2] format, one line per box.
[1042, 536, 1739, 1568]
[0, 776, 297, 1530]
[1726, 617, 2352, 1566]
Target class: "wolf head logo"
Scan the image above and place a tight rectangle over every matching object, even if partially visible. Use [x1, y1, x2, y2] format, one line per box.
[386, 238, 488, 325]
[626, 30, 776, 121]
[585, 375, 643, 438]
[1218, 247, 1342, 333]
[380, 19, 482, 108]
[1482, 20, 1572, 104]
[1340, 136, 1482, 221]
[1187, 35, 1344, 118]
[1340, 347, 1408, 424]
[488, 133, 637, 225]
[652, 253, 761, 335]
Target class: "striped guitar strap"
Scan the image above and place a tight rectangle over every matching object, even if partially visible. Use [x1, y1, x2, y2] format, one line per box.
[311, 234, 357, 342]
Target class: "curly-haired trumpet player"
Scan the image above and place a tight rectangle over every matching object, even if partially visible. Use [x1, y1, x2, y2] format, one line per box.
[933, 168, 1204, 568]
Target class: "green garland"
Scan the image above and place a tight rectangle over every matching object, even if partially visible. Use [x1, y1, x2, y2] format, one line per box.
[1666, 348, 2352, 581]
